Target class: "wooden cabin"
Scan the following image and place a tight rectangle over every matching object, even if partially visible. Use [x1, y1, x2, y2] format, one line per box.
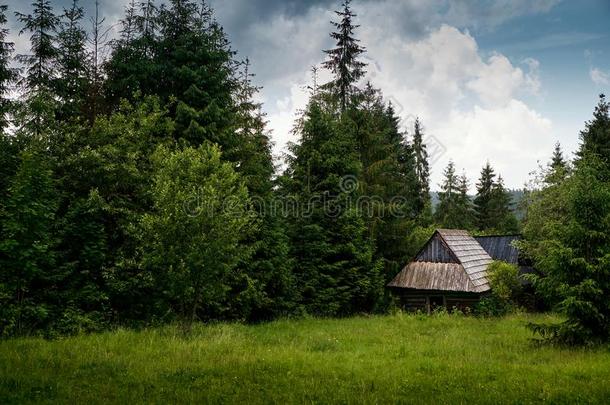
[387, 229, 494, 313]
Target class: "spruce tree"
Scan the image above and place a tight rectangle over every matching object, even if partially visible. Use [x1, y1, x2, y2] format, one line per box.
[56, 0, 87, 121]
[85, 0, 109, 123]
[435, 160, 457, 225]
[489, 175, 519, 233]
[412, 117, 431, 218]
[225, 59, 297, 321]
[322, 0, 366, 111]
[15, 0, 59, 93]
[546, 141, 569, 185]
[285, 100, 382, 316]
[374, 101, 420, 281]
[474, 163, 518, 233]
[577, 94, 610, 168]
[0, 5, 17, 130]
[474, 161, 496, 230]
[136, 0, 157, 57]
[522, 97, 610, 344]
[120, 0, 138, 42]
[15, 0, 60, 136]
[456, 172, 475, 229]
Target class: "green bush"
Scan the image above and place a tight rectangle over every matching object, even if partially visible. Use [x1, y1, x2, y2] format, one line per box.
[476, 261, 522, 316]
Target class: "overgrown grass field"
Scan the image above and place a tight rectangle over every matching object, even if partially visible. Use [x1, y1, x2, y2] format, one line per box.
[2, 313, 610, 404]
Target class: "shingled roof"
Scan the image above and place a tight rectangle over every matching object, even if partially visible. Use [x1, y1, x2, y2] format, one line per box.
[388, 229, 493, 293]
[474, 235, 521, 264]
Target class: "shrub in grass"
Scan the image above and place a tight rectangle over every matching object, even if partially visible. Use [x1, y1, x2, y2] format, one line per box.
[476, 261, 522, 316]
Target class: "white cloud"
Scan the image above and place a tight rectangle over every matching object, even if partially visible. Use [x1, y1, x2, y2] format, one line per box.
[434, 100, 553, 190]
[590, 67, 610, 86]
[358, 24, 552, 190]
[262, 18, 554, 190]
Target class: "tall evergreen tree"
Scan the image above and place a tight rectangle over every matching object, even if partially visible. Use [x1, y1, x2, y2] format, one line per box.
[136, 0, 157, 57]
[85, 0, 109, 123]
[0, 5, 17, 130]
[489, 175, 519, 233]
[56, 0, 87, 121]
[545, 141, 569, 185]
[120, 0, 138, 42]
[435, 161, 473, 229]
[322, 0, 366, 112]
[474, 161, 496, 230]
[522, 97, 610, 344]
[284, 100, 382, 316]
[225, 58, 297, 321]
[15, 0, 58, 93]
[474, 163, 518, 233]
[551, 141, 566, 170]
[412, 117, 431, 218]
[348, 86, 418, 286]
[457, 172, 475, 228]
[577, 94, 610, 168]
[15, 0, 59, 136]
[374, 101, 420, 282]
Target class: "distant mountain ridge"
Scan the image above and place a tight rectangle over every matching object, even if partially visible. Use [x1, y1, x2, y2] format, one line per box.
[430, 189, 525, 218]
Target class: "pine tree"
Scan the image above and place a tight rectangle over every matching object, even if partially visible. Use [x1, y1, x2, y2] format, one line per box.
[435, 160, 457, 224]
[120, 0, 138, 42]
[474, 163, 518, 233]
[15, 0, 60, 136]
[457, 172, 475, 228]
[0, 5, 17, 130]
[545, 141, 569, 185]
[412, 117, 431, 218]
[136, 0, 157, 57]
[15, 0, 59, 93]
[56, 0, 88, 121]
[489, 175, 519, 233]
[85, 0, 109, 123]
[224, 58, 297, 321]
[322, 0, 366, 112]
[474, 161, 496, 230]
[285, 101, 382, 316]
[577, 94, 610, 168]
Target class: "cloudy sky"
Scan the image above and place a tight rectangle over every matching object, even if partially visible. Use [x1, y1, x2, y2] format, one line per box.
[6, 0, 610, 190]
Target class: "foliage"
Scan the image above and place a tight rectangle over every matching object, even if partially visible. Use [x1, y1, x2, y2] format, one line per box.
[521, 96, 610, 345]
[322, 0, 366, 111]
[0, 5, 17, 130]
[473, 162, 519, 233]
[435, 161, 474, 229]
[55, 0, 88, 121]
[411, 117, 431, 220]
[284, 100, 383, 316]
[0, 147, 59, 336]
[141, 144, 252, 327]
[522, 155, 610, 345]
[577, 94, 610, 165]
[476, 261, 522, 316]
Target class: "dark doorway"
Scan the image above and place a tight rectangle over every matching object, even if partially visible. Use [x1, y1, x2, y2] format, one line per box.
[429, 296, 445, 312]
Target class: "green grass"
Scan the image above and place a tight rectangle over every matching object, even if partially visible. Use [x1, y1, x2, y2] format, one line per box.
[2, 313, 610, 404]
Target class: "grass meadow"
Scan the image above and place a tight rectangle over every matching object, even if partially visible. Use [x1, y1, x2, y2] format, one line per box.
[2, 313, 610, 404]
